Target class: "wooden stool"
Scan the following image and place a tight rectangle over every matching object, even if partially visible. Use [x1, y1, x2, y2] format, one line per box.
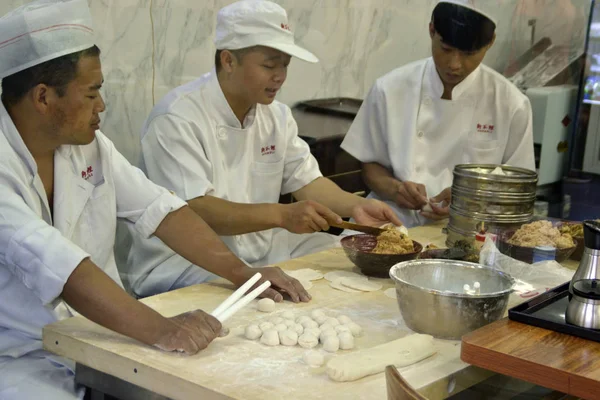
[385, 365, 427, 400]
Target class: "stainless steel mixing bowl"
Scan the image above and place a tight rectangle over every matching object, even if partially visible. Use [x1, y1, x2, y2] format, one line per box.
[389, 260, 515, 340]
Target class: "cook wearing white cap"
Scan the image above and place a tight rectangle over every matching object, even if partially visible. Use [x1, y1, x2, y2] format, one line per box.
[341, 0, 535, 228]
[123, 0, 402, 298]
[0, 0, 311, 398]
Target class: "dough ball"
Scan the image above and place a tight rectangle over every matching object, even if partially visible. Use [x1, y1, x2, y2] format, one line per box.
[310, 309, 326, 320]
[260, 329, 280, 346]
[314, 315, 328, 325]
[296, 316, 312, 324]
[257, 298, 275, 313]
[279, 330, 299, 346]
[346, 322, 363, 337]
[282, 311, 295, 320]
[319, 323, 334, 332]
[323, 317, 340, 327]
[258, 322, 274, 333]
[244, 324, 262, 340]
[323, 335, 340, 353]
[284, 320, 296, 328]
[274, 323, 288, 332]
[335, 325, 351, 334]
[338, 331, 355, 350]
[269, 317, 284, 325]
[298, 333, 318, 349]
[337, 315, 352, 325]
[319, 329, 337, 343]
[301, 319, 319, 329]
[302, 351, 325, 368]
[293, 323, 304, 335]
[304, 327, 321, 338]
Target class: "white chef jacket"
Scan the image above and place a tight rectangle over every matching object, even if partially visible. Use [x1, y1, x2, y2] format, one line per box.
[0, 101, 186, 396]
[341, 57, 535, 228]
[121, 70, 326, 298]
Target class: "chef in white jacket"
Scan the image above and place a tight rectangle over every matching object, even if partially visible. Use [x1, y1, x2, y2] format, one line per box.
[121, 0, 402, 298]
[341, 0, 535, 228]
[0, 1, 308, 398]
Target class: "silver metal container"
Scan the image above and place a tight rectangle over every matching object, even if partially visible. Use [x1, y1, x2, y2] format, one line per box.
[451, 187, 536, 216]
[389, 260, 515, 340]
[448, 164, 538, 245]
[452, 164, 538, 194]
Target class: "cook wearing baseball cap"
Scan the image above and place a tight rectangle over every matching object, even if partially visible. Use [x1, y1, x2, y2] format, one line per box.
[122, 0, 402, 298]
[341, 0, 535, 228]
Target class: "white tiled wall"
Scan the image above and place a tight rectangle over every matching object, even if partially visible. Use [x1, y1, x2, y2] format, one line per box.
[0, 0, 592, 163]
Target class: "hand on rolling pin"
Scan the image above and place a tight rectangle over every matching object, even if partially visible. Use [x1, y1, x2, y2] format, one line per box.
[154, 310, 222, 355]
[393, 181, 428, 210]
[420, 187, 451, 221]
[231, 266, 311, 304]
[352, 198, 404, 227]
[279, 200, 342, 233]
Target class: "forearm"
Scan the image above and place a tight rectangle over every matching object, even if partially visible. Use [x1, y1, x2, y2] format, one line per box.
[154, 206, 250, 283]
[61, 258, 171, 347]
[187, 195, 282, 235]
[362, 162, 401, 201]
[293, 177, 365, 218]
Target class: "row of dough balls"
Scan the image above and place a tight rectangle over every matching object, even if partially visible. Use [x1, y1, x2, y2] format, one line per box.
[244, 309, 363, 353]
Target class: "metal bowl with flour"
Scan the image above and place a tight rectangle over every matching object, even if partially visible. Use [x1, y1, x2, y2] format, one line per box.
[389, 260, 515, 340]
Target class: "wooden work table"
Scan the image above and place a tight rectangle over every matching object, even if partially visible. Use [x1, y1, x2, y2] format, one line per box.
[42, 222, 581, 400]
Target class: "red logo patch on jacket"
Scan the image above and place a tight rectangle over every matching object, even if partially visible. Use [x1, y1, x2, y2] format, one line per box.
[261, 145, 276, 156]
[81, 166, 94, 180]
[476, 123, 494, 134]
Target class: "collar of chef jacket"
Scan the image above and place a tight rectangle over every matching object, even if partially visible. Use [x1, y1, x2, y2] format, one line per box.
[425, 57, 481, 101]
[0, 101, 39, 179]
[206, 69, 257, 130]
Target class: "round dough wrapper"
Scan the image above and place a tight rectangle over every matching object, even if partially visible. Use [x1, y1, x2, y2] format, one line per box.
[324, 271, 368, 283]
[340, 277, 382, 292]
[329, 280, 360, 293]
[286, 268, 324, 281]
[384, 288, 397, 299]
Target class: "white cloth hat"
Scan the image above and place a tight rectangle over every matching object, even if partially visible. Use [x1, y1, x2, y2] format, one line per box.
[0, 0, 95, 79]
[437, 0, 497, 26]
[215, 0, 318, 63]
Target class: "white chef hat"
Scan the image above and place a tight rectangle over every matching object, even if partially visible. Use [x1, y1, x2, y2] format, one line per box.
[215, 0, 318, 63]
[437, 0, 497, 26]
[0, 0, 95, 80]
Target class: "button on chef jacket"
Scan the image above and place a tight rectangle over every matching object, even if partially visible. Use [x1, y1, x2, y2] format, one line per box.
[123, 70, 322, 296]
[0, 101, 186, 369]
[341, 57, 535, 228]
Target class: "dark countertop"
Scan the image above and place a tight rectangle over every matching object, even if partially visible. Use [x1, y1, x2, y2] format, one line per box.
[292, 105, 355, 144]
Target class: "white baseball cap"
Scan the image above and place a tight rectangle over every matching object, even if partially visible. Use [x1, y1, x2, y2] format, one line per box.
[437, 0, 497, 26]
[0, 0, 95, 80]
[215, 0, 318, 64]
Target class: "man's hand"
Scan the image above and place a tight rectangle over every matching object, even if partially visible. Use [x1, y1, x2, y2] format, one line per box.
[279, 200, 342, 234]
[231, 266, 312, 304]
[352, 198, 404, 227]
[154, 310, 222, 355]
[420, 187, 451, 220]
[393, 181, 428, 210]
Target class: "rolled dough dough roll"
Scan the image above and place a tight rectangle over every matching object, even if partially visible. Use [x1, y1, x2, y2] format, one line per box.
[326, 334, 436, 382]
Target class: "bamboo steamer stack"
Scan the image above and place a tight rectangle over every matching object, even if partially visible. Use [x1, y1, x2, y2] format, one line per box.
[446, 164, 538, 247]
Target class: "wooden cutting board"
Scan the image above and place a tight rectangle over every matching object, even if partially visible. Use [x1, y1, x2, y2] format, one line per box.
[43, 223, 493, 400]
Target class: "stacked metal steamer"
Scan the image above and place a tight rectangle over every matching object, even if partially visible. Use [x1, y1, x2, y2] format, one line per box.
[446, 164, 538, 247]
